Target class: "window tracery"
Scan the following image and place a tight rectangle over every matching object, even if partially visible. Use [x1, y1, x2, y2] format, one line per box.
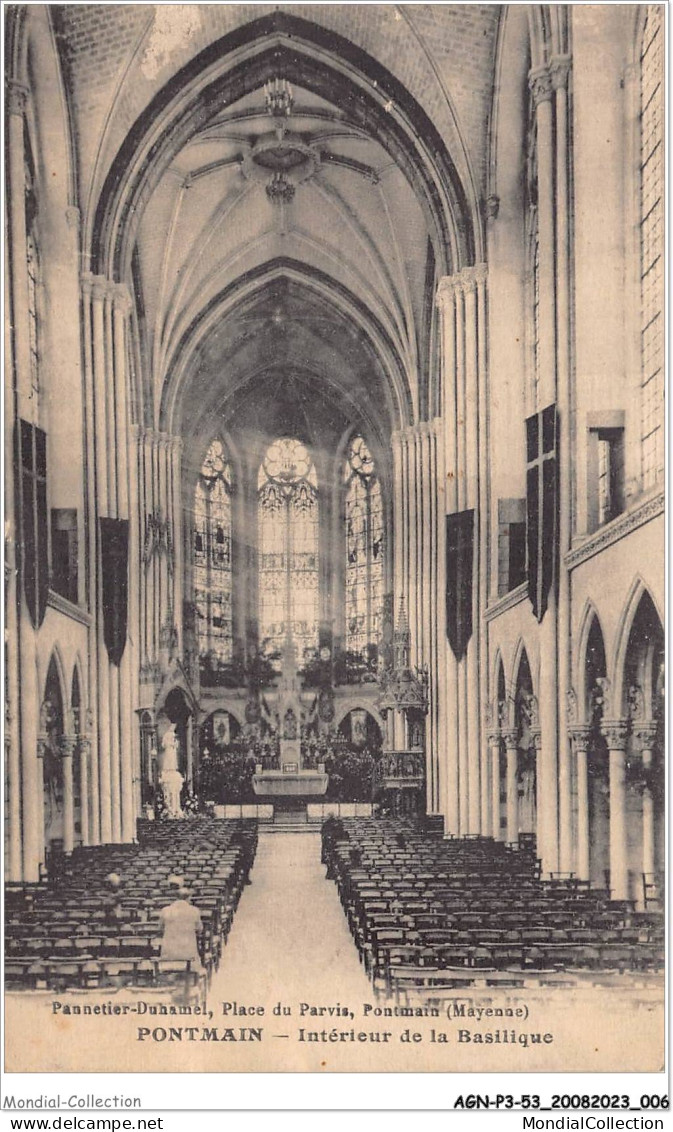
[194, 440, 233, 675]
[344, 435, 384, 660]
[258, 437, 319, 660]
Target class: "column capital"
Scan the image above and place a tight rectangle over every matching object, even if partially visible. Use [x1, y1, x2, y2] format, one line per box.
[436, 275, 459, 311]
[600, 719, 630, 751]
[61, 734, 77, 759]
[501, 728, 518, 750]
[112, 282, 133, 313]
[460, 263, 488, 291]
[90, 274, 109, 303]
[632, 721, 658, 751]
[6, 80, 29, 117]
[569, 725, 592, 753]
[549, 54, 572, 90]
[530, 729, 543, 751]
[486, 729, 501, 747]
[529, 65, 553, 106]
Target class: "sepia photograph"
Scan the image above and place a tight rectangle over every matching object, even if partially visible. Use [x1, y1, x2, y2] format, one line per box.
[3, 0, 666, 1087]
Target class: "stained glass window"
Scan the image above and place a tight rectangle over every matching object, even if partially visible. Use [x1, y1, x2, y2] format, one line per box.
[640, 6, 664, 489]
[344, 435, 384, 659]
[194, 440, 233, 673]
[258, 437, 319, 660]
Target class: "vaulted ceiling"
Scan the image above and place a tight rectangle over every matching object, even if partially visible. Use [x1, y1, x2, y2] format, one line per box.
[138, 77, 431, 437]
[49, 5, 502, 440]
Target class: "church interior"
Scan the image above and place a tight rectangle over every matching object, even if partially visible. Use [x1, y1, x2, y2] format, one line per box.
[4, 3, 665, 1013]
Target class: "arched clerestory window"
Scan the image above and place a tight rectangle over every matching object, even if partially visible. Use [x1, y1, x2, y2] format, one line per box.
[194, 440, 234, 679]
[258, 437, 319, 661]
[639, 5, 664, 490]
[343, 434, 384, 662]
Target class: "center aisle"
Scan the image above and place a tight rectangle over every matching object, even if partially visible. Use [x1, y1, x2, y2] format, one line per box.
[210, 830, 372, 1005]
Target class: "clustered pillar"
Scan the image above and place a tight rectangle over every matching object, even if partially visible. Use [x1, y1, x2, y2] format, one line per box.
[7, 80, 40, 881]
[390, 421, 442, 812]
[570, 725, 591, 882]
[635, 722, 658, 892]
[80, 274, 139, 851]
[601, 720, 630, 902]
[435, 266, 487, 838]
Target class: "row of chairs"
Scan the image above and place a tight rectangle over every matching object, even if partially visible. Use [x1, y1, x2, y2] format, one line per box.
[322, 818, 665, 1000]
[5, 819, 258, 995]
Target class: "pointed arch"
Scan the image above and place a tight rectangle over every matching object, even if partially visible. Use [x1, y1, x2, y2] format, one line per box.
[41, 646, 69, 730]
[90, 13, 475, 282]
[70, 655, 85, 732]
[491, 646, 506, 705]
[163, 259, 412, 435]
[575, 599, 610, 722]
[335, 700, 384, 734]
[510, 636, 537, 703]
[613, 577, 664, 714]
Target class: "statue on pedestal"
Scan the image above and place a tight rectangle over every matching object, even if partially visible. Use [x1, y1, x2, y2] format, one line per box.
[159, 723, 184, 818]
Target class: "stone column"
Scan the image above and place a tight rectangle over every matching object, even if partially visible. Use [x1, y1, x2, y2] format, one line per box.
[426, 423, 438, 812]
[91, 276, 112, 844]
[79, 733, 90, 847]
[391, 433, 404, 612]
[80, 277, 100, 845]
[570, 725, 591, 881]
[634, 721, 659, 893]
[419, 424, 436, 809]
[529, 63, 559, 877]
[128, 427, 143, 820]
[463, 269, 481, 834]
[433, 417, 448, 828]
[502, 728, 519, 845]
[476, 268, 490, 836]
[113, 285, 135, 844]
[601, 720, 630, 901]
[61, 735, 77, 855]
[552, 54, 573, 875]
[487, 718, 501, 841]
[452, 281, 469, 833]
[186, 715, 194, 791]
[436, 277, 459, 836]
[529, 65, 556, 384]
[36, 733, 48, 875]
[171, 436, 184, 652]
[5, 80, 30, 880]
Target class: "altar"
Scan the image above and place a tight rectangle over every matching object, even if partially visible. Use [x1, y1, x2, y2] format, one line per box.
[252, 768, 328, 796]
[252, 632, 328, 798]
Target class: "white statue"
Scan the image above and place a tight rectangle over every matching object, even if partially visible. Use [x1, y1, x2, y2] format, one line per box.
[159, 723, 184, 818]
